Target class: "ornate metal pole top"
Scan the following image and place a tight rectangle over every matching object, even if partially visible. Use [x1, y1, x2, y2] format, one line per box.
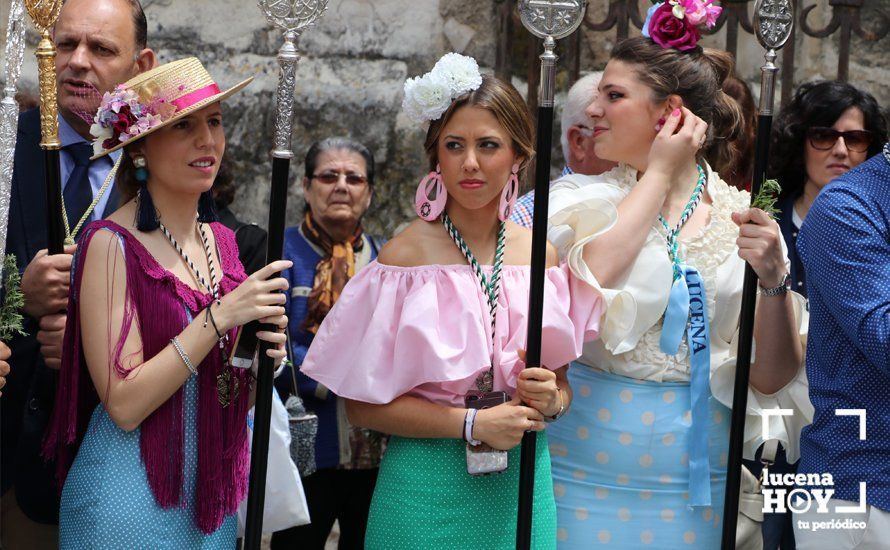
[753, 0, 794, 50]
[258, 0, 328, 35]
[518, 0, 587, 40]
[3, 0, 27, 94]
[258, 0, 329, 159]
[24, 0, 63, 32]
[753, 0, 794, 116]
[518, 0, 587, 107]
[25, 0, 64, 149]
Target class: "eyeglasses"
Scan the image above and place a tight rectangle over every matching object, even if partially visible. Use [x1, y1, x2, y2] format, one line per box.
[806, 127, 874, 153]
[311, 171, 369, 186]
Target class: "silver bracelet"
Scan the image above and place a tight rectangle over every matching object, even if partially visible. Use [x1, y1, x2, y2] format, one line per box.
[171, 337, 198, 376]
[464, 408, 481, 446]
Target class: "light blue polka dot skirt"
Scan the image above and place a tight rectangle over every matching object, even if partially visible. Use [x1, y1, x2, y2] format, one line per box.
[59, 375, 236, 549]
[549, 365, 731, 548]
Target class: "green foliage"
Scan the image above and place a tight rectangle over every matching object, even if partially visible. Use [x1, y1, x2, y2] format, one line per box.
[0, 254, 26, 342]
[752, 178, 782, 220]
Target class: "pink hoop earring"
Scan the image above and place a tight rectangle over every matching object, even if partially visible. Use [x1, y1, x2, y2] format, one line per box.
[415, 164, 447, 221]
[498, 164, 520, 222]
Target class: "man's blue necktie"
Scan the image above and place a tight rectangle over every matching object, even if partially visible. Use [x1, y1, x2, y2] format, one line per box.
[63, 143, 94, 228]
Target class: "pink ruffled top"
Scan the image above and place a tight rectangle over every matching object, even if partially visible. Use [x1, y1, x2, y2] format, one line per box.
[300, 261, 604, 407]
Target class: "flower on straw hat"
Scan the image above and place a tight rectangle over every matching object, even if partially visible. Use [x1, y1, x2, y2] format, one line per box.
[90, 85, 164, 156]
[402, 52, 483, 124]
[88, 57, 252, 159]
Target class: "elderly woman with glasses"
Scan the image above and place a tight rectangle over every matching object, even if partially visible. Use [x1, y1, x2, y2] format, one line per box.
[271, 137, 384, 550]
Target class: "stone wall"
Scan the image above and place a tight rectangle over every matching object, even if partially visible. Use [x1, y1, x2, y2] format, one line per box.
[3, 0, 888, 237]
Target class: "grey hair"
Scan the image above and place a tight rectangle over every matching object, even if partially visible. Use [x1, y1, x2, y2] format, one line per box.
[559, 71, 604, 161]
[304, 137, 375, 186]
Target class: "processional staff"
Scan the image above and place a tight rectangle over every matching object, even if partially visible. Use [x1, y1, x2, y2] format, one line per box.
[721, 1, 794, 548]
[243, 1, 328, 548]
[23, 0, 65, 255]
[515, 2, 586, 549]
[0, 0, 28, 265]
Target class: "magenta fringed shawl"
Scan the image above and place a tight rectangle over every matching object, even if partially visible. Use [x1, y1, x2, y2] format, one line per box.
[42, 219, 251, 534]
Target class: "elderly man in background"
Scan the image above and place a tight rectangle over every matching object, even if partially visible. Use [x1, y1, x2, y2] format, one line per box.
[509, 71, 616, 229]
[1, 0, 155, 547]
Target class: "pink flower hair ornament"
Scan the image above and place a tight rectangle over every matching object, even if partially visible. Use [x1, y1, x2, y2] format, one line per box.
[641, 0, 722, 51]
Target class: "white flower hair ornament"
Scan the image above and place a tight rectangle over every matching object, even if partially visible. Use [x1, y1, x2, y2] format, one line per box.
[402, 53, 483, 124]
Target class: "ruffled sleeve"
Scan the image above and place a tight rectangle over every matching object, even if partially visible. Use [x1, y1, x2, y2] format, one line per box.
[300, 262, 603, 407]
[549, 169, 673, 354]
[707, 290, 810, 461]
[548, 165, 812, 462]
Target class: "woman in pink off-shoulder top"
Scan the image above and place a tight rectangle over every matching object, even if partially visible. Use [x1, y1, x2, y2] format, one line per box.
[299, 55, 605, 549]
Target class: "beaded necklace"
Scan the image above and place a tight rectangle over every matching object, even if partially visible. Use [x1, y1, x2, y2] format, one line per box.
[657, 164, 707, 281]
[442, 212, 505, 392]
[159, 220, 239, 407]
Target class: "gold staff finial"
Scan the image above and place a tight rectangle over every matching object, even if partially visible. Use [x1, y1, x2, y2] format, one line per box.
[25, 0, 64, 149]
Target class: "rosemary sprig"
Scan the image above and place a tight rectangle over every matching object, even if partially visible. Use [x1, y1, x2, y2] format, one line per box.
[0, 254, 26, 342]
[751, 178, 782, 220]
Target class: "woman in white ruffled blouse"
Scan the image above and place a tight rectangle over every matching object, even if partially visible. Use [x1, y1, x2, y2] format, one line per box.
[546, 37, 810, 549]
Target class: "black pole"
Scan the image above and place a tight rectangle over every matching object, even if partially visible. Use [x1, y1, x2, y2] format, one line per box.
[243, 155, 290, 549]
[44, 148, 64, 254]
[721, 115, 772, 549]
[721, 3, 793, 542]
[517, 103, 554, 549]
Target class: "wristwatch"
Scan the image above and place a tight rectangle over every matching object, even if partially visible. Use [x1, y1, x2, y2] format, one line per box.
[759, 273, 790, 296]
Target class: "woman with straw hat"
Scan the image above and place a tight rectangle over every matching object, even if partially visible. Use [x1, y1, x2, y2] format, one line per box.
[42, 58, 292, 548]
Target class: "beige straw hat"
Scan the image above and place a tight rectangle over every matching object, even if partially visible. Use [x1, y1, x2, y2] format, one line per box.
[89, 57, 252, 159]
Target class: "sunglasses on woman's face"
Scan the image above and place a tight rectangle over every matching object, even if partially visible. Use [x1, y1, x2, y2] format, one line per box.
[806, 127, 874, 153]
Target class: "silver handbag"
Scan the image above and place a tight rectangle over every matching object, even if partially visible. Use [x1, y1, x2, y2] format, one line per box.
[284, 331, 318, 477]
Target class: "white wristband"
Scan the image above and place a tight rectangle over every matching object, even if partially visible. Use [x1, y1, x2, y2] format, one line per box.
[464, 408, 481, 446]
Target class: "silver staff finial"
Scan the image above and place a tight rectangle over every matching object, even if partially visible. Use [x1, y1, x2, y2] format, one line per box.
[259, 0, 328, 34]
[518, 0, 587, 107]
[519, 0, 586, 40]
[257, 0, 329, 158]
[754, 0, 794, 50]
[753, 0, 794, 117]
[0, 0, 29, 264]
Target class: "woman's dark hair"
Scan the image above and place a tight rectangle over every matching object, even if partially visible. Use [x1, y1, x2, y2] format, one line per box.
[712, 75, 756, 191]
[304, 137, 376, 187]
[768, 80, 887, 199]
[116, 148, 140, 202]
[610, 37, 742, 167]
[212, 162, 236, 208]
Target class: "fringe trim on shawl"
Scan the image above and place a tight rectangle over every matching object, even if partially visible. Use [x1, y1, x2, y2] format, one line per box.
[42, 220, 250, 534]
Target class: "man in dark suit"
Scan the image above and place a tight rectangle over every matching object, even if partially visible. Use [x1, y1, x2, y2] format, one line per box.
[0, 1, 155, 547]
